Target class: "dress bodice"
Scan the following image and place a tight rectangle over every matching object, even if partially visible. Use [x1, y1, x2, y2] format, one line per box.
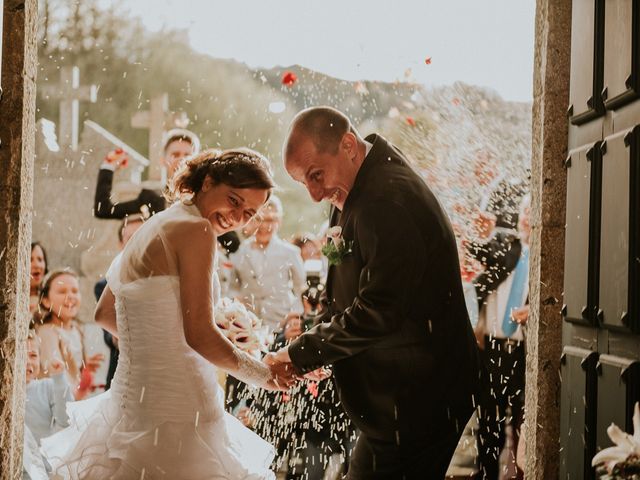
[106, 202, 224, 423]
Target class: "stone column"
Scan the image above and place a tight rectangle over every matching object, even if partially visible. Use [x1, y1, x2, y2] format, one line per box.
[0, 0, 38, 478]
[525, 1, 571, 479]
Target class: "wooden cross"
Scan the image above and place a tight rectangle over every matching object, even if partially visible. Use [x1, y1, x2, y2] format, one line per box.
[40, 66, 97, 151]
[131, 93, 188, 181]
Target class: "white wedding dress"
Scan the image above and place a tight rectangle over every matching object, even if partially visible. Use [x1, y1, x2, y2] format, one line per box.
[41, 202, 275, 479]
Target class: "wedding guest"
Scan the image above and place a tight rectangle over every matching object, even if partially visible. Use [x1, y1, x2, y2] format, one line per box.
[25, 331, 73, 444]
[29, 242, 48, 314]
[470, 151, 527, 310]
[474, 149, 527, 230]
[292, 233, 328, 306]
[475, 194, 530, 480]
[291, 233, 322, 262]
[93, 129, 199, 219]
[94, 215, 145, 390]
[93, 128, 240, 254]
[229, 196, 306, 332]
[35, 270, 104, 400]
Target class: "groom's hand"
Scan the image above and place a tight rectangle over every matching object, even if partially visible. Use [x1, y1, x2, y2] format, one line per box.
[272, 347, 331, 383]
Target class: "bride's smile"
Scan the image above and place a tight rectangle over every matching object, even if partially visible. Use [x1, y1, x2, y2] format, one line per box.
[194, 178, 269, 236]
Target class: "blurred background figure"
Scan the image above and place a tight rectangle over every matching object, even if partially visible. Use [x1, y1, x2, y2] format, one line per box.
[34, 269, 104, 400]
[475, 194, 530, 480]
[229, 196, 306, 332]
[29, 242, 48, 315]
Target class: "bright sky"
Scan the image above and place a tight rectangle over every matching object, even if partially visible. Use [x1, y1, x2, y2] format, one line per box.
[120, 0, 536, 102]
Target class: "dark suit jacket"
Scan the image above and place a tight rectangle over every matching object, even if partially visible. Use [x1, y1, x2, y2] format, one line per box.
[469, 230, 522, 309]
[288, 134, 482, 444]
[93, 168, 240, 253]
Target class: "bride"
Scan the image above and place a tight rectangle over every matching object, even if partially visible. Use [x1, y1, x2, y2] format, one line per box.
[42, 148, 299, 479]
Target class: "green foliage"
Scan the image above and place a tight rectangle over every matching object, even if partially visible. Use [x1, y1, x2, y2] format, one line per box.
[321, 241, 353, 267]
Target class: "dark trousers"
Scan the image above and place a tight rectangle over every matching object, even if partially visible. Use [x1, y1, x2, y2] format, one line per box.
[345, 409, 471, 480]
[476, 337, 525, 480]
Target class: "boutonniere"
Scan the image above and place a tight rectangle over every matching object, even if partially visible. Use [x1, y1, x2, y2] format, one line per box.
[322, 226, 353, 266]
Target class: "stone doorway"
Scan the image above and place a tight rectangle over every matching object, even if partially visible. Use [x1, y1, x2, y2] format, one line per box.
[0, 1, 573, 479]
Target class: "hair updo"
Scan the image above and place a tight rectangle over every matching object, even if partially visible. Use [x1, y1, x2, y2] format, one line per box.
[166, 147, 276, 202]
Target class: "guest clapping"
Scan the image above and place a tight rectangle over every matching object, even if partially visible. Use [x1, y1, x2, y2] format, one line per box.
[34, 270, 104, 400]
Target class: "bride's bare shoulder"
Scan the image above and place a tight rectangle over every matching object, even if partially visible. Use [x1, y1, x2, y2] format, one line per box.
[164, 214, 215, 250]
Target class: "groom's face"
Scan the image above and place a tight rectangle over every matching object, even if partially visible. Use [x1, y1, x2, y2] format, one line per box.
[285, 133, 360, 211]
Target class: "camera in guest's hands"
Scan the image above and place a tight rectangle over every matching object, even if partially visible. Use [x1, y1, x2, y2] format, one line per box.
[302, 259, 325, 329]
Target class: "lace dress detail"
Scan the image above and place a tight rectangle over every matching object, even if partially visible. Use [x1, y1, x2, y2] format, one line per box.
[234, 350, 272, 388]
[41, 202, 274, 479]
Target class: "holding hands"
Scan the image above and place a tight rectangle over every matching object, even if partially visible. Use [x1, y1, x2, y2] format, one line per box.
[262, 351, 298, 391]
[263, 347, 331, 391]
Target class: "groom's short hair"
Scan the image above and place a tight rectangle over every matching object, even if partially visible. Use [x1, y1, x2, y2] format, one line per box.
[287, 106, 356, 156]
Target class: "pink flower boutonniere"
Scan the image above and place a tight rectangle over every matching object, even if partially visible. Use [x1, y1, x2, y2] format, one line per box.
[322, 226, 353, 266]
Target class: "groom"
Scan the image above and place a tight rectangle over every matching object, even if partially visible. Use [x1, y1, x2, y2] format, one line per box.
[272, 107, 483, 479]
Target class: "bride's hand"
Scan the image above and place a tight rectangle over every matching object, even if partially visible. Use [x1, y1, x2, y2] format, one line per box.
[263, 352, 299, 391]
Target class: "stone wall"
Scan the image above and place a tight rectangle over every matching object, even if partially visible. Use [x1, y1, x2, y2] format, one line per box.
[0, 1, 38, 478]
[32, 119, 147, 322]
[525, 0, 571, 478]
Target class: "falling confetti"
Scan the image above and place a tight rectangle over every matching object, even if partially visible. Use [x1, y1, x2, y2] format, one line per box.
[281, 71, 297, 87]
[406, 116, 416, 127]
[425, 57, 432, 65]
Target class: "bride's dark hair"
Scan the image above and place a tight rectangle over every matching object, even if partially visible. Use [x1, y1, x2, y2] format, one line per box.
[166, 147, 276, 202]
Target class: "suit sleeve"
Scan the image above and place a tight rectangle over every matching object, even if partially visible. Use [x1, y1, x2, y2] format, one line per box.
[469, 232, 522, 308]
[288, 200, 427, 371]
[94, 169, 164, 219]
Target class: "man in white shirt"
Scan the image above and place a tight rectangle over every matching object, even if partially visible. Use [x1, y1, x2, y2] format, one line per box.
[229, 196, 306, 332]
